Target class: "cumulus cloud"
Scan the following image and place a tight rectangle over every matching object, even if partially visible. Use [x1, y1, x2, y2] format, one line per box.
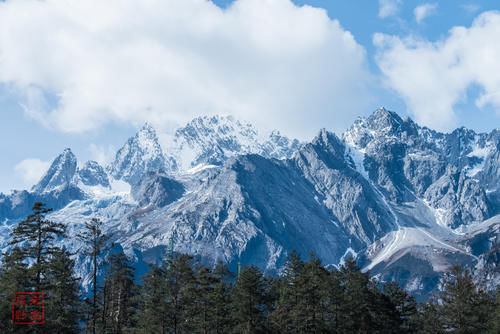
[414, 3, 438, 24]
[374, 11, 500, 131]
[89, 144, 116, 166]
[378, 0, 401, 19]
[14, 159, 50, 189]
[0, 0, 372, 139]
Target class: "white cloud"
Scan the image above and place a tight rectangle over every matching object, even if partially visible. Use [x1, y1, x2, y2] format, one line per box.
[414, 3, 438, 24]
[89, 144, 116, 166]
[378, 0, 401, 19]
[14, 159, 50, 189]
[374, 11, 500, 131]
[461, 4, 480, 14]
[0, 0, 373, 139]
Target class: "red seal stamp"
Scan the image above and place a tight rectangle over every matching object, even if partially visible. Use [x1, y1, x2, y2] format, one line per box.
[12, 292, 44, 325]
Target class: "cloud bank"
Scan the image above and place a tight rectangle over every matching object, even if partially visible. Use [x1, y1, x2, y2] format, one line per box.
[374, 11, 500, 131]
[378, 0, 401, 19]
[414, 3, 438, 24]
[14, 159, 50, 189]
[0, 0, 372, 139]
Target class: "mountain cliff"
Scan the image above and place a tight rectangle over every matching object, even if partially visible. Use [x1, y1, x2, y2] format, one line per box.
[0, 109, 499, 299]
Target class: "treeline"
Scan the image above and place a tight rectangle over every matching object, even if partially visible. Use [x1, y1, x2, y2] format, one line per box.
[1, 203, 500, 333]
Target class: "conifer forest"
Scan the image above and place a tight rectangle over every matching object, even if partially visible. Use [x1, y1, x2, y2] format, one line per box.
[1, 203, 499, 333]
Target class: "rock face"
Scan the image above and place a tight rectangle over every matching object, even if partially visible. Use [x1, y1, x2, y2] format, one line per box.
[78, 161, 110, 188]
[293, 130, 394, 247]
[424, 168, 491, 228]
[109, 123, 171, 184]
[131, 173, 184, 208]
[343, 108, 495, 228]
[32, 148, 77, 193]
[163, 115, 303, 171]
[1, 109, 500, 299]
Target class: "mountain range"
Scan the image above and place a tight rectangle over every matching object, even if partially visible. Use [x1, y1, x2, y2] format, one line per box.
[1, 109, 499, 300]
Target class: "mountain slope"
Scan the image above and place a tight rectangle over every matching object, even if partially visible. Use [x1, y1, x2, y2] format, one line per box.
[109, 123, 173, 184]
[0, 109, 499, 299]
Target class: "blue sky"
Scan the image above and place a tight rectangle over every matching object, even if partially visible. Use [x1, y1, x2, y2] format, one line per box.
[0, 0, 499, 192]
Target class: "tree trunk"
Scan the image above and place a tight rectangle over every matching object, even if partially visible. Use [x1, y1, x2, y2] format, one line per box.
[93, 243, 97, 334]
[36, 220, 42, 287]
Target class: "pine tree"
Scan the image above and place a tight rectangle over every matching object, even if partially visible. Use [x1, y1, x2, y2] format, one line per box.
[101, 252, 137, 334]
[44, 248, 81, 334]
[415, 299, 444, 334]
[367, 279, 401, 333]
[231, 265, 268, 334]
[296, 253, 329, 333]
[0, 247, 30, 333]
[210, 262, 233, 334]
[164, 253, 196, 334]
[382, 281, 418, 333]
[191, 264, 218, 333]
[137, 264, 169, 333]
[338, 257, 376, 333]
[324, 268, 344, 333]
[1, 202, 78, 333]
[76, 218, 111, 334]
[440, 265, 493, 334]
[9, 202, 66, 291]
[490, 287, 500, 334]
[269, 250, 303, 333]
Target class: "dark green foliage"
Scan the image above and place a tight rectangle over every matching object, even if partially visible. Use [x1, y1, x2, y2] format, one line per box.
[0, 247, 30, 333]
[209, 262, 233, 334]
[0, 202, 80, 333]
[415, 300, 444, 334]
[338, 257, 377, 333]
[491, 288, 500, 334]
[77, 218, 111, 334]
[439, 265, 493, 334]
[165, 253, 198, 334]
[44, 248, 81, 334]
[101, 252, 137, 333]
[382, 281, 418, 333]
[292, 253, 329, 333]
[136, 265, 169, 333]
[9, 202, 65, 290]
[269, 249, 303, 332]
[231, 265, 269, 334]
[2, 206, 498, 334]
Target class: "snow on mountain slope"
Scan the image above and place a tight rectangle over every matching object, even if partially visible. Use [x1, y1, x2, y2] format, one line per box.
[77, 160, 110, 188]
[32, 148, 78, 193]
[109, 123, 174, 184]
[0, 109, 499, 299]
[162, 115, 303, 172]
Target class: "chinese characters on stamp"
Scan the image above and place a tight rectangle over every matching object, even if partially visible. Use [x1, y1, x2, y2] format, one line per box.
[12, 292, 44, 325]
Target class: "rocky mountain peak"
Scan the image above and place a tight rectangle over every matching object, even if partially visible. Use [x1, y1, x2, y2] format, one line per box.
[174, 115, 259, 145]
[77, 161, 110, 188]
[165, 115, 301, 170]
[262, 130, 302, 160]
[32, 148, 77, 193]
[366, 107, 404, 134]
[167, 115, 260, 169]
[138, 121, 157, 138]
[109, 122, 167, 185]
[2, 110, 500, 302]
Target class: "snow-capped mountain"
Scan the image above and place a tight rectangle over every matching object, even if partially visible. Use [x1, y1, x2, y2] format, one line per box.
[78, 160, 111, 188]
[32, 148, 78, 193]
[109, 123, 174, 184]
[162, 115, 302, 171]
[0, 109, 499, 300]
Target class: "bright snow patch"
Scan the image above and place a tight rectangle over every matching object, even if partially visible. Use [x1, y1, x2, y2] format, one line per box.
[186, 164, 217, 174]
